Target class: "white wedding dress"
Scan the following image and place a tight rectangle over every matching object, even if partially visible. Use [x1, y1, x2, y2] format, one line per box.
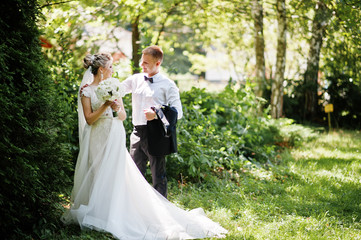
[62, 82, 227, 239]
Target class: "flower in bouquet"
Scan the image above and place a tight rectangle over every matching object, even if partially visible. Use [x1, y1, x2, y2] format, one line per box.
[95, 77, 125, 117]
[95, 77, 125, 102]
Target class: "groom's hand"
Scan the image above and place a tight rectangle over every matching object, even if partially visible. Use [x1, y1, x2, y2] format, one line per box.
[144, 108, 157, 120]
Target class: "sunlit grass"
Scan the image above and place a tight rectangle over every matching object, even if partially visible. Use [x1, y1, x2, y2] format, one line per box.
[167, 130, 361, 239]
[291, 130, 361, 185]
[48, 130, 361, 239]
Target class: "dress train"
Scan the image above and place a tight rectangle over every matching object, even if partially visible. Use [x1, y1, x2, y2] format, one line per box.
[62, 117, 227, 240]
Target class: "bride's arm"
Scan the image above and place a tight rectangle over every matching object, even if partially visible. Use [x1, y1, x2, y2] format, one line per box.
[116, 98, 127, 121]
[81, 96, 113, 125]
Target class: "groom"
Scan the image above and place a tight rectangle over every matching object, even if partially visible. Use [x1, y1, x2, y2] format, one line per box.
[121, 45, 183, 198]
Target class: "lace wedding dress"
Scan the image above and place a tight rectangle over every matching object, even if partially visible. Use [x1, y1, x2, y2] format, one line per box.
[61, 73, 227, 239]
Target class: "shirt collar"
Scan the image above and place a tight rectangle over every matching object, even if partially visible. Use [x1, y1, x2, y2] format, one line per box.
[145, 72, 161, 83]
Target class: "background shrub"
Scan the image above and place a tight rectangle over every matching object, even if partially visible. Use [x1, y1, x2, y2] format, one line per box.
[326, 73, 361, 129]
[166, 83, 285, 182]
[0, 1, 73, 238]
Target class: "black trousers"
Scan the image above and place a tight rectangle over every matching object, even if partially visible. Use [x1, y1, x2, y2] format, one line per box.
[130, 125, 167, 198]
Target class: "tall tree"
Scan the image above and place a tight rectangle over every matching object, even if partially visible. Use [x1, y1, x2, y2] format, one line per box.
[252, 0, 266, 98]
[303, 1, 332, 121]
[131, 14, 142, 73]
[0, 0, 72, 237]
[271, 0, 287, 118]
[95, 0, 186, 74]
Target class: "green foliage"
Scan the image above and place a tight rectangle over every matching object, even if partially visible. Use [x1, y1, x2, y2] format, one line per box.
[325, 73, 361, 129]
[1, 0, 358, 238]
[321, 10, 361, 129]
[44, 38, 83, 158]
[0, 0, 73, 238]
[166, 82, 288, 182]
[282, 71, 361, 130]
[40, 0, 361, 127]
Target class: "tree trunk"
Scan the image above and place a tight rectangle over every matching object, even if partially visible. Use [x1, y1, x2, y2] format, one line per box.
[131, 14, 141, 74]
[252, 0, 266, 98]
[303, 1, 330, 121]
[271, 0, 287, 119]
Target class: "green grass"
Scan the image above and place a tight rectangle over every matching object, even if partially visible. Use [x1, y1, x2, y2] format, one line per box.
[45, 130, 361, 239]
[168, 130, 361, 239]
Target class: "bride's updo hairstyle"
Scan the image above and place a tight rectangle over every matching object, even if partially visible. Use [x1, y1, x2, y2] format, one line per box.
[83, 53, 113, 75]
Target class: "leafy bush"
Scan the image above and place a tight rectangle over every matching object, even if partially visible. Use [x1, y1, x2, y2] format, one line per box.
[166, 83, 285, 182]
[0, 1, 73, 238]
[326, 73, 361, 129]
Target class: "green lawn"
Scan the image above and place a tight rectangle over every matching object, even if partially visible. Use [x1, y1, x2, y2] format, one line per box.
[51, 130, 361, 239]
[168, 130, 361, 240]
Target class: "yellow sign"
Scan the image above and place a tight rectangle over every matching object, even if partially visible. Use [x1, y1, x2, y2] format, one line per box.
[325, 104, 333, 113]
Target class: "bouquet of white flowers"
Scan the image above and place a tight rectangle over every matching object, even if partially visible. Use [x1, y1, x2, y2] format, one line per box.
[95, 77, 125, 117]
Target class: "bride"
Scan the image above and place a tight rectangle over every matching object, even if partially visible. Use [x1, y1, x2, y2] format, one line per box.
[62, 53, 227, 239]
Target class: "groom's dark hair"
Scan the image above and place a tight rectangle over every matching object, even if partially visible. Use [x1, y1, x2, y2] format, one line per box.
[142, 45, 163, 63]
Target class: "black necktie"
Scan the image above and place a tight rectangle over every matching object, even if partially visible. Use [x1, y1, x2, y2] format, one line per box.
[144, 76, 153, 83]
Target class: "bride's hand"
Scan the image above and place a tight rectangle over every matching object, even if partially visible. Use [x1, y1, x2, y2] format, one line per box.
[111, 100, 121, 112]
[104, 100, 114, 107]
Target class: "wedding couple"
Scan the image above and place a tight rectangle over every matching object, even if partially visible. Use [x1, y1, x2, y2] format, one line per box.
[62, 46, 227, 239]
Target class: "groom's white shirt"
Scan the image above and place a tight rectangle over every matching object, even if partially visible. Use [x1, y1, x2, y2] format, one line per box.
[121, 72, 183, 126]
